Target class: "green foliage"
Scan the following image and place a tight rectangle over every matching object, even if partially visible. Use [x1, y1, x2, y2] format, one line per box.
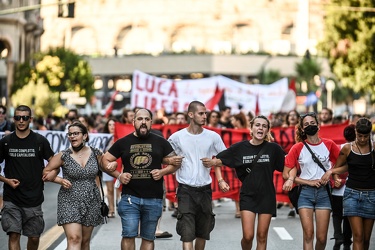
[295, 57, 322, 93]
[11, 81, 61, 117]
[12, 47, 95, 103]
[318, 0, 375, 102]
[259, 69, 282, 85]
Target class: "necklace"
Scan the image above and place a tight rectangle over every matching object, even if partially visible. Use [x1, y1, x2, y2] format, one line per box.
[355, 141, 363, 155]
[72, 144, 85, 158]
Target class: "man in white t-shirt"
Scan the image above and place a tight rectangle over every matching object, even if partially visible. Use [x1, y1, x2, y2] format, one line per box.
[168, 101, 226, 250]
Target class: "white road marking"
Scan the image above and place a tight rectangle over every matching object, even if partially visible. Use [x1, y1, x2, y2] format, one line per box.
[273, 227, 293, 240]
[38, 224, 64, 250]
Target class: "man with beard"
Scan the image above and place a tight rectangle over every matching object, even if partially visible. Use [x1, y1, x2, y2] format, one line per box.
[318, 107, 333, 126]
[168, 101, 226, 250]
[101, 108, 183, 250]
[0, 105, 54, 250]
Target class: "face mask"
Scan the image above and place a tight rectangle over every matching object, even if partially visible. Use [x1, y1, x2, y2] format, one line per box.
[304, 125, 318, 136]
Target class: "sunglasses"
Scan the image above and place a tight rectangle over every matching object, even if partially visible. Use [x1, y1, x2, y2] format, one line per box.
[300, 112, 316, 119]
[0, 111, 5, 115]
[13, 115, 31, 121]
[66, 131, 82, 137]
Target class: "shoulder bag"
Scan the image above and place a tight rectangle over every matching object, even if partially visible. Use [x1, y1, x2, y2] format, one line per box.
[288, 185, 301, 211]
[302, 141, 333, 205]
[98, 173, 109, 222]
[91, 147, 109, 222]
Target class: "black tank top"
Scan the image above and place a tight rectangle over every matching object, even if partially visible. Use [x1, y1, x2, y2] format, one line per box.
[346, 144, 375, 189]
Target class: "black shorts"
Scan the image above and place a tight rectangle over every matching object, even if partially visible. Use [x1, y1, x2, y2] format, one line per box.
[176, 184, 215, 242]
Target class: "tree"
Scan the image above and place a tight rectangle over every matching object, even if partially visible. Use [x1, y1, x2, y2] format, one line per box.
[318, 1, 375, 101]
[258, 69, 282, 85]
[295, 57, 322, 94]
[12, 48, 95, 115]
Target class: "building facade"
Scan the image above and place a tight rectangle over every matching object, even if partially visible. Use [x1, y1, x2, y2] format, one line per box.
[0, 0, 44, 105]
[0, 0, 330, 110]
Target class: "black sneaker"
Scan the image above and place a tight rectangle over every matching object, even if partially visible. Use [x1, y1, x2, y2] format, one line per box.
[171, 210, 178, 218]
[288, 210, 295, 218]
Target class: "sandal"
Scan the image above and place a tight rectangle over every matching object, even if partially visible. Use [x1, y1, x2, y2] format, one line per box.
[108, 212, 115, 218]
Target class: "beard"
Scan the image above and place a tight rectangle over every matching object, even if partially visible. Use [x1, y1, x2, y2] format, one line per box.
[135, 125, 150, 139]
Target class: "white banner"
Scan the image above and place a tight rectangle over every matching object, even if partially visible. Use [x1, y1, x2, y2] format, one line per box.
[131, 70, 292, 115]
[0, 131, 113, 153]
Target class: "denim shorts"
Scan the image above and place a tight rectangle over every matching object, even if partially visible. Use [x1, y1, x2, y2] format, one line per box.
[117, 194, 162, 241]
[1, 201, 45, 237]
[297, 185, 331, 210]
[343, 187, 375, 219]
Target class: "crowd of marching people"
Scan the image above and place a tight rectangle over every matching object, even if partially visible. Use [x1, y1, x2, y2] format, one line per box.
[0, 103, 375, 250]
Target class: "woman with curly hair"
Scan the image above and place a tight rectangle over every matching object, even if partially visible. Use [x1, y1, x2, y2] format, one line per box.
[283, 112, 340, 250]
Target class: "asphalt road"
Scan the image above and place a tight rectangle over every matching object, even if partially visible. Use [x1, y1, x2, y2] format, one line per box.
[1, 183, 375, 250]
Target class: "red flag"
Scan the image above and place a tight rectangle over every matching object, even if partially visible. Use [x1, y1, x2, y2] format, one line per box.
[104, 91, 119, 118]
[205, 84, 224, 111]
[255, 94, 260, 116]
[289, 78, 297, 94]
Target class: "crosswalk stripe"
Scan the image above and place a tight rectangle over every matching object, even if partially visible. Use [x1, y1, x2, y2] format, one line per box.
[38, 224, 64, 250]
[273, 227, 293, 240]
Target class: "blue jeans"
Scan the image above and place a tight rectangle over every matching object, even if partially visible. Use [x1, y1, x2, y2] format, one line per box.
[117, 194, 162, 241]
[343, 187, 375, 219]
[298, 185, 331, 210]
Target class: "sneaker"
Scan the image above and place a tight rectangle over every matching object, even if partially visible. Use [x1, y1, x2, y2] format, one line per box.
[288, 210, 295, 218]
[171, 210, 178, 218]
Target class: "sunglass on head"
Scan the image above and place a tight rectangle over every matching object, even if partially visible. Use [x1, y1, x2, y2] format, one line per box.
[14, 115, 31, 121]
[300, 112, 316, 119]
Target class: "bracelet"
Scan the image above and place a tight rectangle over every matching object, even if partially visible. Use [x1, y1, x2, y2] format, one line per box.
[287, 178, 294, 182]
[218, 179, 225, 184]
[117, 173, 122, 180]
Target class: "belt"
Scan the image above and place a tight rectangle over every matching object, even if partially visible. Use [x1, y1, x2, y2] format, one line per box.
[178, 183, 211, 191]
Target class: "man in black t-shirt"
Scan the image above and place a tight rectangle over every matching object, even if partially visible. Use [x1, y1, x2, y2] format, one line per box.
[102, 108, 183, 250]
[0, 105, 54, 250]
